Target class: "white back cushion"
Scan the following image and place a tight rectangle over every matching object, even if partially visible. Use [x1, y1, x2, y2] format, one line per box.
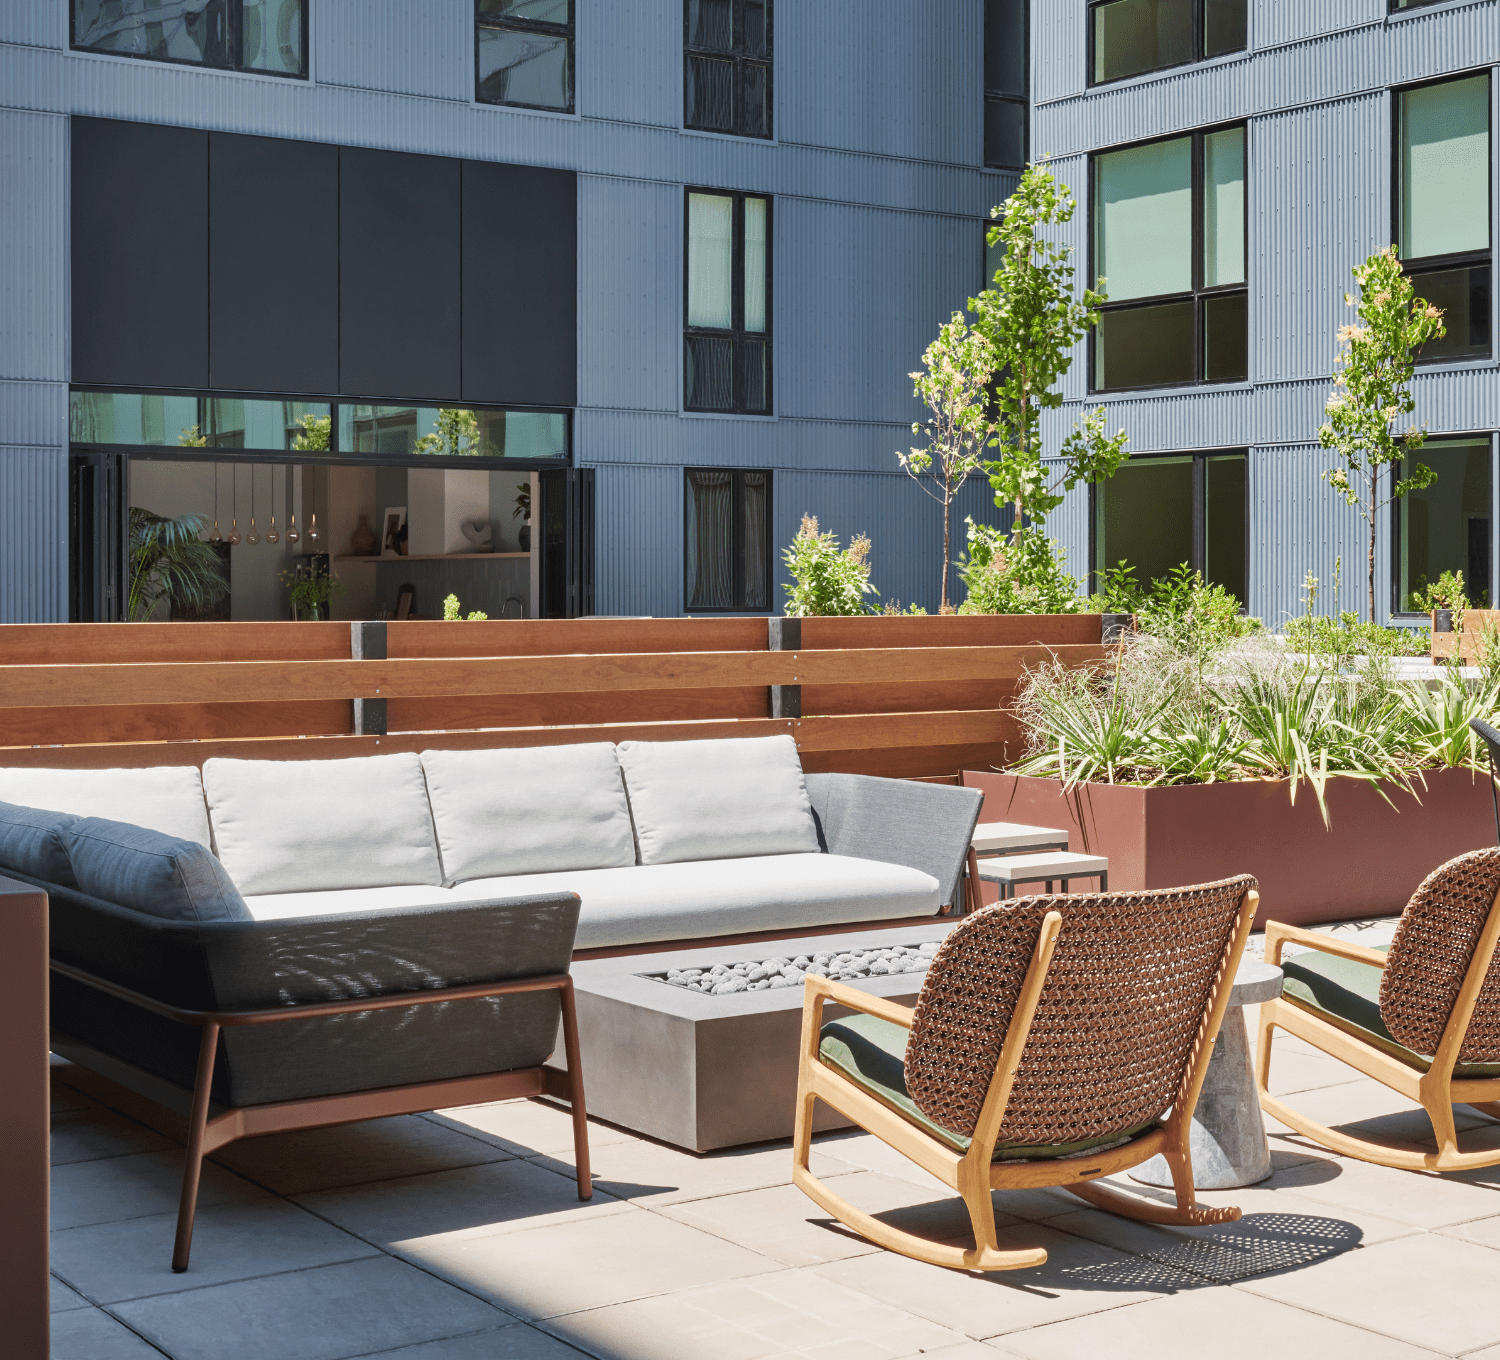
[616, 735, 820, 866]
[203, 754, 444, 895]
[420, 743, 636, 884]
[0, 766, 211, 846]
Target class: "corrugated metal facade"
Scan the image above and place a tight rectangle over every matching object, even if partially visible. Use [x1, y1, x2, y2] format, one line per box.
[1036, 0, 1500, 624]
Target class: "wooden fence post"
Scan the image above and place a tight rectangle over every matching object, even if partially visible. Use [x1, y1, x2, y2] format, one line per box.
[0, 875, 49, 1360]
[767, 617, 800, 719]
[352, 621, 388, 737]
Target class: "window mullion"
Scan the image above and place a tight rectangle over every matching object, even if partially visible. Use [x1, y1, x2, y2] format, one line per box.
[1192, 455, 1206, 575]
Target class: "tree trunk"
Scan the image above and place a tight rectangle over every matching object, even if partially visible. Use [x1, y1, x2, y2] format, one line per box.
[1368, 476, 1377, 624]
[941, 495, 950, 612]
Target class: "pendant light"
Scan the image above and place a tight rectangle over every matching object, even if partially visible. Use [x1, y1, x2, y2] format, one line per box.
[307, 511, 320, 546]
[287, 464, 300, 543]
[246, 464, 260, 545]
[210, 465, 223, 544]
[265, 465, 280, 544]
[228, 464, 241, 545]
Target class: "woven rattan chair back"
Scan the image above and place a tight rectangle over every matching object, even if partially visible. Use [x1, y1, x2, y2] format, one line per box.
[1381, 849, 1500, 1064]
[903, 876, 1254, 1147]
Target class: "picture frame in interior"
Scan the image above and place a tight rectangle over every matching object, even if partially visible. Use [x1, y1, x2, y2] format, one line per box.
[381, 506, 408, 557]
[395, 584, 415, 620]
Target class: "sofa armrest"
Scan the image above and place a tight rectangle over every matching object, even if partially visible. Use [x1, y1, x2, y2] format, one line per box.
[804, 774, 982, 909]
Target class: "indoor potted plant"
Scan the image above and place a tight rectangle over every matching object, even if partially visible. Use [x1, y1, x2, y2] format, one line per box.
[280, 562, 345, 621]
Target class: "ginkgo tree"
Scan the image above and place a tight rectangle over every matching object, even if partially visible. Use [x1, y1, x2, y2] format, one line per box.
[1319, 246, 1445, 621]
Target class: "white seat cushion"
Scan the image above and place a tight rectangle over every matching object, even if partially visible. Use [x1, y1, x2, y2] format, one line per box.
[617, 735, 820, 865]
[239, 853, 941, 949]
[421, 743, 635, 884]
[203, 753, 444, 896]
[0, 765, 211, 846]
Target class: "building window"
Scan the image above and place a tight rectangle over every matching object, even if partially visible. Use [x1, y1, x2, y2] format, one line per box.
[985, 0, 1027, 170]
[1391, 0, 1455, 9]
[1089, 0, 1246, 87]
[1396, 74, 1492, 364]
[684, 468, 772, 611]
[685, 0, 771, 138]
[477, 0, 573, 112]
[1395, 437, 1493, 612]
[684, 190, 771, 414]
[71, 0, 307, 77]
[1093, 450, 1247, 602]
[1092, 124, 1247, 392]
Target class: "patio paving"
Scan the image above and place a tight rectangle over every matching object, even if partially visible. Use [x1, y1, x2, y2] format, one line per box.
[46, 921, 1500, 1360]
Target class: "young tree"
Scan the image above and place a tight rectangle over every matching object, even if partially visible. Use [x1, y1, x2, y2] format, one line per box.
[970, 160, 1129, 541]
[898, 314, 997, 611]
[1319, 246, 1445, 621]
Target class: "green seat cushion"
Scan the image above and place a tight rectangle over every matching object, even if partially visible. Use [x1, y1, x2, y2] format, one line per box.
[818, 1012, 1156, 1159]
[1280, 946, 1500, 1079]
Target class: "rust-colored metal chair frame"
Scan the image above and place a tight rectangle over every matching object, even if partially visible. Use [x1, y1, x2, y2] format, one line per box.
[51, 961, 592, 1272]
[791, 886, 1259, 1272]
[1257, 893, 1500, 1173]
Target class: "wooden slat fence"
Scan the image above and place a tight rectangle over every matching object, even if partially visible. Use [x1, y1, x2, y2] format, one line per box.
[0, 615, 1104, 780]
[1431, 610, 1499, 664]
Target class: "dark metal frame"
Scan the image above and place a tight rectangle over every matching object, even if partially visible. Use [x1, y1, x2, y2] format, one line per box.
[683, 0, 774, 139]
[1086, 447, 1251, 596]
[1085, 0, 1246, 89]
[1388, 431, 1499, 619]
[1391, 70, 1494, 366]
[1087, 121, 1250, 394]
[681, 467, 774, 613]
[475, 0, 575, 114]
[50, 959, 592, 1273]
[983, 0, 1028, 172]
[70, 0, 309, 79]
[682, 188, 774, 414]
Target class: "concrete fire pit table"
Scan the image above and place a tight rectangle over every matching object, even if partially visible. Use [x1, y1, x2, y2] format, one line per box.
[550, 921, 959, 1151]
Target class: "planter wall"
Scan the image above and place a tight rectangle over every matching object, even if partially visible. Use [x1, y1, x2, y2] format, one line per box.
[963, 768, 1498, 928]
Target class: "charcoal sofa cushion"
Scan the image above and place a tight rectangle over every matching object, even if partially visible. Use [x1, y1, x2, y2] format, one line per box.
[0, 800, 79, 886]
[203, 753, 445, 896]
[242, 852, 941, 949]
[66, 817, 251, 923]
[616, 734, 820, 865]
[0, 765, 211, 846]
[421, 743, 635, 884]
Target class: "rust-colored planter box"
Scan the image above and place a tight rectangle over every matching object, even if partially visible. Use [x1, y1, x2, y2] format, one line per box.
[963, 768, 1498, 928]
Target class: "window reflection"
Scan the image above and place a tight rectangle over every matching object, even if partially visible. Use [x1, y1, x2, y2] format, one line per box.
[70, 392, 329, 450]
[72, 0, 306, 77]
[337, 406, 567, 459]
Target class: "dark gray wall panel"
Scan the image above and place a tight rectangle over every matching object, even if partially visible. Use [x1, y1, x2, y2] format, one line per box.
[71, 117, 208, 389]
[462, 160, 577, 408]
[209, 133, 338, 394]
[339, 146, 461, 401]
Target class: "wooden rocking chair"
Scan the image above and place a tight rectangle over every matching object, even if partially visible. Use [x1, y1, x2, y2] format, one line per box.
[1258, 849, 1500, 1172]
[792, 876, 1259, 1272]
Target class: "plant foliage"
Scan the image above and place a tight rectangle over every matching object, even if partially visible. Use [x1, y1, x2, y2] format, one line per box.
[126, 508, 227, 622]
[782, 515, 878, 617]
[956, 520, 1084, 615]
[442, 592, 489, 621]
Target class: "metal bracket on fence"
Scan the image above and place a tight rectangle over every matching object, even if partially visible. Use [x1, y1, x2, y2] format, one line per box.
[768, 617, 801, 720]
[352, 620, 388, 737]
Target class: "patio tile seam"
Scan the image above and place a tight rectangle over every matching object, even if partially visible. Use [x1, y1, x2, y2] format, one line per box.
[258, 1149, 521, 1199]
[83, 1305, 177, 1359]
[1226, 1280, 1472, 1359]
[344, 1321, 594, 1360]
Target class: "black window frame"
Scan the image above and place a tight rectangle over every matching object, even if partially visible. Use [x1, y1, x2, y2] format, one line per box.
[1389, 0, 1455, 10]
[67, 384, 574, 472]
[1088, 447, 1250, 598]
[682, 188, 773, 415]
[1086, 0, 1246, 89]
[984, 0, 1028, 171]
[1089, 121, 1249, 394]
[475, 1, 575, 114]
[1392, 71, 1493, 366]
[1389, 432, 1496, 618]
[70, 0, 309, 79]
[683, 0, 773, 140]
[682, 467, 774, 613]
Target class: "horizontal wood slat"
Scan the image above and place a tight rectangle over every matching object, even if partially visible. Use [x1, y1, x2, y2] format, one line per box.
[0, 701, 352, 748]
[0, 622, 352, 664]
[0, 645, 1105, 709]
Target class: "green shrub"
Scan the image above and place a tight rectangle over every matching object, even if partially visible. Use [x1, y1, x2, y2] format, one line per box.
[1282, 611, 1428, 658]
[442, 593, 488, 621]
[955, 521, 1083, 615]
[782, 515, 879, 616]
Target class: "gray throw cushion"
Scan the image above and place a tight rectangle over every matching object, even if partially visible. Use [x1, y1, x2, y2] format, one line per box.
[0, 765, 211, 846]
[616, 735, 821, 865]
[0, 800, 79, 886]
[421, 744, 636, 884]
[66, 816, 252, 923]
[203, 753, 445, 896]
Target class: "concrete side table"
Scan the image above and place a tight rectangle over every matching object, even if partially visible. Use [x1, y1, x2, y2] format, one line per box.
[1130, 958, 1285, 1190]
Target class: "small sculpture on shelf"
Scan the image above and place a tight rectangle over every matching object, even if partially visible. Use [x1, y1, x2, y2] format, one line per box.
[460, 518, 495, 553]
[349, 513, 378, 557]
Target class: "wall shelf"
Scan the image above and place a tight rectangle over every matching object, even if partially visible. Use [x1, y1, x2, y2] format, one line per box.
[333, 552, 531, 563]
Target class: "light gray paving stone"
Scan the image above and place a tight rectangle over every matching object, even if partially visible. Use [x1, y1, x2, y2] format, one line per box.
[49, 1108, 174, 1166]
[52, 1196, 379, 1304]
[344, 1322, 584, 1359]
[1439, 1214, 1500, 1252]
[111, 1255, 508, 1360]
[49, 1274, 91, 1312]
[49, 1306, 165, 1359]
[425, 1100, 639, 1157]
[52, 1147, 267, 1231]
[1265, 1153, 1500, 1230]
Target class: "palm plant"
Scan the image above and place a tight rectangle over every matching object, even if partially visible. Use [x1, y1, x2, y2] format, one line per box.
[127, 508, 228, 622]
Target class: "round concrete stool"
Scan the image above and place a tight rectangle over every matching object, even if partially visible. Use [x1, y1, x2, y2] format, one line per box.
[1129, 958, 1285, 1191]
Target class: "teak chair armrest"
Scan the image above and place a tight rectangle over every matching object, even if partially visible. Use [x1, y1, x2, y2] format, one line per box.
[802, 972, 917, 1030]
[1263, 921, 1390, 970]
